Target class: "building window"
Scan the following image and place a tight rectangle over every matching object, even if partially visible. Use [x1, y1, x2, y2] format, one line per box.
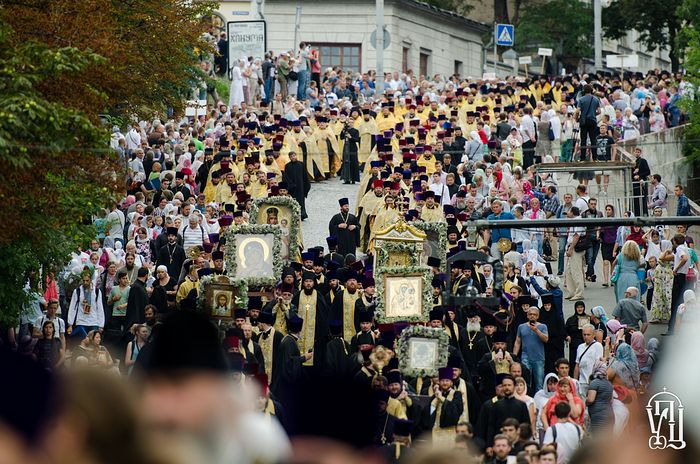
[454, 60, 463, 76]
[313, 43, 361, 73]
[419, 49, 431, 77]
[402, 47, 409, 73]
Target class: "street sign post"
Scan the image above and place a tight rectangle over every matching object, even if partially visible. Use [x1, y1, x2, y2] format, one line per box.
[370, 26, 391, 50]
[494, 23, 514, 77]
[496, 24, 514, 46]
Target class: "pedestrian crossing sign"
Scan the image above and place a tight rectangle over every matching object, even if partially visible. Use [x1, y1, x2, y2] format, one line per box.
[496, 24, 514, 46]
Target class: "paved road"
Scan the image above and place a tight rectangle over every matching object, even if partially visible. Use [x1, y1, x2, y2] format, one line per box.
[301, 169, 668, 342]
[301, 177, 362, 254]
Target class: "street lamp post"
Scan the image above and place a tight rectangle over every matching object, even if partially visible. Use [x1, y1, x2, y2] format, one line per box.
[594, 0, 602, 70]
[376, 0, 385, 95]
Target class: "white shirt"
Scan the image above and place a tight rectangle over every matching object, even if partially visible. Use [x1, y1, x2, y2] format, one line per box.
[567, 220, 585, 245]
[126, 128, 141, 150]
[520, 115, 536, 143]
[575, 340, 603, 385]
[674, 245, 691, 274]
[574, 196, 589, 212]
[543, 421, 582, 463]
[429, 182, 450, 206]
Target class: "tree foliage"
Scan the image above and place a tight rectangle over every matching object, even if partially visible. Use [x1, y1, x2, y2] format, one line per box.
[679, 0, 700, 165]
[516, 0, 593, 67]
[0, 0, 215, 325]
[602, 0, 683, 71]
[1, 0, 217, 118]
[0, 22, 123, 325]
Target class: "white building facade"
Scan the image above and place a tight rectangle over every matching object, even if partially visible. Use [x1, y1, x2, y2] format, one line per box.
[217, 0, 489, 78]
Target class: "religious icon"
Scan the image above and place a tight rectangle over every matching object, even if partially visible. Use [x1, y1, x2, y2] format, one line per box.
[204, 280, 239, 321]
[384, 274, 423, 319]
[258, 204, 294, 261]
[577, 316, 591, 330]
[408, 337, 439, 370]
[234, 234, 275, 279]
[212, 290, 233, 317]
[386, 251, 411, 267]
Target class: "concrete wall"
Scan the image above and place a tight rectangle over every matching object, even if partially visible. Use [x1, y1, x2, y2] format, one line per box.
[618, 125, 688, 191]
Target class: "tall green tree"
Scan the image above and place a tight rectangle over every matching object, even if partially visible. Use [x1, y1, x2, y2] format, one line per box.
[516, 0, 593, 69]
[602, 0, 683, 72]
[0, 0, 215, 326]
[0, 21, 122, 325]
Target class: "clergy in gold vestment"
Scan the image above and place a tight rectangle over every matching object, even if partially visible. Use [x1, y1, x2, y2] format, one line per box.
[358, 180, 386, 252]
[357, 110, 379, 164]
[290, 272, 330, 369]
[368, 196, 401, 254]
[257, 312, 284, 392]
[301, 128, 325, 181]
[314, 117, 341, 177]
[420, 191, 445, 222]
[428, 367, 464, 448]
[330, 273, 361, 344]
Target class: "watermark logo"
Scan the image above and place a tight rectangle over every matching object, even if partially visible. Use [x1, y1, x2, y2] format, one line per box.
[647, 387, 686, 450]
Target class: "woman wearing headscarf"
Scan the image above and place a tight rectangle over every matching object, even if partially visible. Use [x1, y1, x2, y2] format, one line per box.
[607, 342, 641, 429]
[527, 197, 546, 255]
[630, 331, 649, 368]
[625, 226, 646, 251]
[608, 342, 640, 391]
[533, 373, 558, 441]
[539, 155, 558, 188]
[511, 167, 525, 202]
[585, 360, 614, 433]
[646, 338, 660, 369]
[589, 306, 609, 342]
[649, 240, 673, 323]
[612, 240, 643, 302]
[541, 377, 585, 429]
[565, 300, 588, 364]
[465, 131, 483, 163]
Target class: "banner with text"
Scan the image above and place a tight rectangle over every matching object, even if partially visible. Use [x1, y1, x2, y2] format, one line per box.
[227, 20, 267, 72]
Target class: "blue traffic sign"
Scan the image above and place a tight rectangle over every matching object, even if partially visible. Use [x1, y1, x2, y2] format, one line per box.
[496, 24, 514, 46]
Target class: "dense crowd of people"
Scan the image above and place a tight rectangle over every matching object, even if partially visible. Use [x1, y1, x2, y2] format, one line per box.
[3, 61, 697, 464]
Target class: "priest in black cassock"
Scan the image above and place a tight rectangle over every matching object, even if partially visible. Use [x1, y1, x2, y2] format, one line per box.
[328, 198, 360, 257]
[324, 320, 355, 378]
[282, 151, 311, 219]
[123, 267, 149, 341]
[291, 271, 330, 372]
[462, 306, 486, 383]
[486, 374, 531, 447]
[156, 227, 186, 280]
[340, 119, 361, 184]
[276, 315, 312, 407]
[350, 311, 377, 353]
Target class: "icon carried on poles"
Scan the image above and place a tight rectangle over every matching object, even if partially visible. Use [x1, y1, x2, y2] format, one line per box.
[496, 24, 514, 47]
